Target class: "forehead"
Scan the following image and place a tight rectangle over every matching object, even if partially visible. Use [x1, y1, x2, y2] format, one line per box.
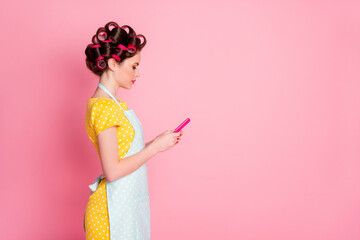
[122, 52, 141, 66]
[130, 52, 141, 62]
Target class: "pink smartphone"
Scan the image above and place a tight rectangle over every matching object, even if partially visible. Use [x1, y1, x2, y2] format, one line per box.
[174, 118, 190, 133]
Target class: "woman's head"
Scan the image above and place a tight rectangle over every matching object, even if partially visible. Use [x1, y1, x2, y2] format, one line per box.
[85, 21, 146, 77]
[102, 50, 141, 89]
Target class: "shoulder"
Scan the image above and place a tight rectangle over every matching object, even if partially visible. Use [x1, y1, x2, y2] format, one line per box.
[91, 98, 121, 111]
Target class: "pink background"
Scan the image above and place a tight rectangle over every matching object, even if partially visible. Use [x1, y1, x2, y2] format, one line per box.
[1, 0, 359, 239]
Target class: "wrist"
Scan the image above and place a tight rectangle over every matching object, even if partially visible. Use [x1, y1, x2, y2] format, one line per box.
[145, 143, 158, 156]
[145, 139, 154, 148]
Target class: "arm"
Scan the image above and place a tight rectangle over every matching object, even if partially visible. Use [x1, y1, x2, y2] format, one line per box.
[97, 126, 158, 182]
[145, 139, 154, 148]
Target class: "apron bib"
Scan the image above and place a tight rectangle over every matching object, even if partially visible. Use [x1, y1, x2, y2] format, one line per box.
[88, 83, 151, 239]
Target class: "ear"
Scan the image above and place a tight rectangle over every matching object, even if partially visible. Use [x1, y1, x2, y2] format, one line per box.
[107, 58, 118, 71]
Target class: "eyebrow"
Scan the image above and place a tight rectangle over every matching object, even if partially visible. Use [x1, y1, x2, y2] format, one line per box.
[134, 62, 139, 66]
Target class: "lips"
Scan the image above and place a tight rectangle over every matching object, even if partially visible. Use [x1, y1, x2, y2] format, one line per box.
[131, 80, 136, 84]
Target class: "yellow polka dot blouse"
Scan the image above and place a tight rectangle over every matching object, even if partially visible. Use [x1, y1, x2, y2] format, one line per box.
[84, 97, 135, 239]
[85, 97, 135, 159]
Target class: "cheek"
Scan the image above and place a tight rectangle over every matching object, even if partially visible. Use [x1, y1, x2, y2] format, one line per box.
[125, 68, 134, 76]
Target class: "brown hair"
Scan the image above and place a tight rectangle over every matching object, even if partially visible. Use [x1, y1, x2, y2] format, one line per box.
[85, 21, 147, 76]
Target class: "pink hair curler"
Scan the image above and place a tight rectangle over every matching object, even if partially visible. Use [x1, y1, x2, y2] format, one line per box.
[174, 118, 190, 133]
[127, 43, 136, 53]
[91, 44, 101, 48]
[96, 56, 106, 69]
[117, 43, 128, 51]
[92, 35, 100, 44]
[97, 30, 107, 41]
[135, 34, 144, 44]
[97, 60, 106, 69]
[108, 22, 118, 31]
[129, 35, 140, 39]
[89, 62, 94, 70]
[120, 25, 130, 34]
[130, 35, 143, 45]
[112, 54, 121, 61]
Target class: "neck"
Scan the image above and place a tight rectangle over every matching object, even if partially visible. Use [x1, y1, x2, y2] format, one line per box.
[98, 75, 119, 98]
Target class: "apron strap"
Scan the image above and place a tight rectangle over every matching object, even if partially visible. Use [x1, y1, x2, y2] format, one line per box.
[98, 83, 125, 111]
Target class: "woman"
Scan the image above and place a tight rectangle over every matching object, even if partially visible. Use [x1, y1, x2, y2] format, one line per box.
[83, 21, 183, 240]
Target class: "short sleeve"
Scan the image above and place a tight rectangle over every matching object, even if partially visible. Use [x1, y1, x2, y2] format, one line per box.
[91, 99, 122, 136]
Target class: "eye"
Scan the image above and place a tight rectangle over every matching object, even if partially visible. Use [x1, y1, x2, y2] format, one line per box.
[133, 66, 137, 70]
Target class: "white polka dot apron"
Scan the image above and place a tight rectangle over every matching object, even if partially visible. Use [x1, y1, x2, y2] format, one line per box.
[88, 83, 151, 239]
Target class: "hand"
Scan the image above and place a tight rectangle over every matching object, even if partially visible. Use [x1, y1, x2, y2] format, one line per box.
[174, 130, 183, 145]
[150, 129, 183, 153]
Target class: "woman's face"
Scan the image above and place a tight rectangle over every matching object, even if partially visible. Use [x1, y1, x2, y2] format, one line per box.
[116, 51, 141, 89]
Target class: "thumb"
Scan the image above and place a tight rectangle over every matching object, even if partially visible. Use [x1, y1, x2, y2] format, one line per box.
[167, 129, 173, 133]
